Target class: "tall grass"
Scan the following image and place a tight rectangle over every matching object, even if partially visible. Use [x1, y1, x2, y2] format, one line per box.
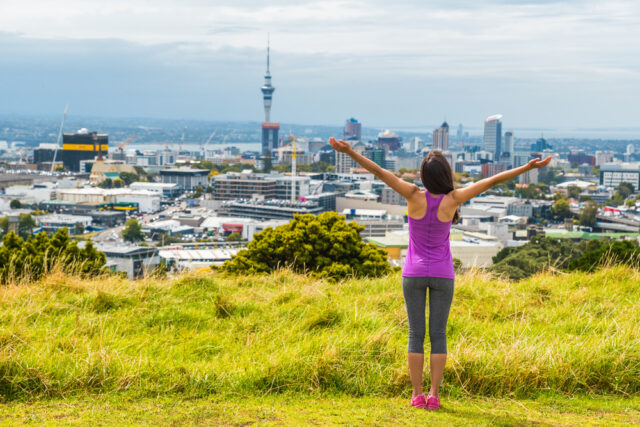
[0, 265, 639, 401]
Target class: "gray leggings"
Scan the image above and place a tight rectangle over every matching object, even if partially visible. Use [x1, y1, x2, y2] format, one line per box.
[402, 276, 454, 354]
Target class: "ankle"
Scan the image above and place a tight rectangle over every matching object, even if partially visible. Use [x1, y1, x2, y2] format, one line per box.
[413, 389, 424, 397]
[429, 390, 439, 398]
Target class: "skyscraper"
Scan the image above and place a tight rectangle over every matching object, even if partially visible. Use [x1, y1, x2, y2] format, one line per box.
[483, 114, 503, 161]
[344, 118, 362, 140]
[504, 131, 514, 156]
[261, 38, 280, 156]
[432, 121, 449, 151]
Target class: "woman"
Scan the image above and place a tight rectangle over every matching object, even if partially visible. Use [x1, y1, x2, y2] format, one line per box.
[329, 137, 551, 410]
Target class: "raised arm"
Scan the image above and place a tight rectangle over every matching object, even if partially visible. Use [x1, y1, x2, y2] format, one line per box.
[329, 137, 419, 200]
[450, 156, 552, 205]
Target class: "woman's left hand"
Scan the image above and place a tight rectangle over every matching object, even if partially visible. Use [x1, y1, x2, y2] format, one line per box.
[527, 156, 552, 169]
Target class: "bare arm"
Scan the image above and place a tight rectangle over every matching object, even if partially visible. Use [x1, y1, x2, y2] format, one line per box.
[450, 156, 552, 205]
[329, 137, 419, 199]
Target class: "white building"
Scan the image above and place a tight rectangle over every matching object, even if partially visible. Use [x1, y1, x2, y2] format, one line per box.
[56, 188, 161, 213]
[158, 247, 240, 270]
[101, 246, 160, 278]
[595, 151, 615, 167]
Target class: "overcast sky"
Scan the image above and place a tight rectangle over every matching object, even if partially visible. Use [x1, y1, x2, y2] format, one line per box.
[1, 0, 639, 131]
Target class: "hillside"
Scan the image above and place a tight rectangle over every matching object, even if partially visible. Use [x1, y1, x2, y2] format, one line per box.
[2, 266, 640, 397]
[1, 267, 640, 424]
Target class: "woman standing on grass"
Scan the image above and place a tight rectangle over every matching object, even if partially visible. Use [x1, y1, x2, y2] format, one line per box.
[329, 137, 551, 410]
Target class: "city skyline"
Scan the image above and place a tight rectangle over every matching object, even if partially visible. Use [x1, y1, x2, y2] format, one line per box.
[0, 0, 639, 130]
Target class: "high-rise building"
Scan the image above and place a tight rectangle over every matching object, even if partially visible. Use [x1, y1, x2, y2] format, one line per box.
[344, 118, 362, 140]
[504, 131, 514, 155]
[432, 121, 449, 151]
[377, 130, 401, 152]
[61, 129, 108, 172]
[261, 38, 279, 156]
[456, 124, 463, 141]
[483, 114, 502, 160]
[365, 147, 386, 168]
[531, 137, 551, 152]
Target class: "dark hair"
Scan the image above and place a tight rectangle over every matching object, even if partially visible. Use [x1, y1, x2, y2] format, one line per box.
[420, 150, 460, 223]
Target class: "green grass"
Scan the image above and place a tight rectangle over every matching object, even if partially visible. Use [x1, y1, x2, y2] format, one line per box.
[1, 266, 639, 424]
[2, 394, 640, 426]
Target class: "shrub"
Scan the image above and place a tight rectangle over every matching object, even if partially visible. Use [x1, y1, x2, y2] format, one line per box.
[222, 212, 391, 279]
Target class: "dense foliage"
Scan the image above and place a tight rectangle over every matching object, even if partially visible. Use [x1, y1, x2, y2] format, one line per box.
[492, 235, 640, 280]
[0, 213, 36, 239]
[222, 212, 391, 279]
[122, 218, 145, 243]
[0, 228, 107, 283]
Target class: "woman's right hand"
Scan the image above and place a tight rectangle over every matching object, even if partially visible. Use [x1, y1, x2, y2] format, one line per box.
[329, 137, 352, 153]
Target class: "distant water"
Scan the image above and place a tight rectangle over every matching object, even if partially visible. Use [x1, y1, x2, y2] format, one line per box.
[393, 127, 640, 140]
[129, 141, 262, 152]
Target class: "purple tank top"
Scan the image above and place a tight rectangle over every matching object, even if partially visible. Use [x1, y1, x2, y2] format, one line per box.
[402, 191, 454, 279]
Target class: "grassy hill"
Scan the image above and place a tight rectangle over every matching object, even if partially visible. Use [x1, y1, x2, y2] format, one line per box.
[1, 266, 640, 424]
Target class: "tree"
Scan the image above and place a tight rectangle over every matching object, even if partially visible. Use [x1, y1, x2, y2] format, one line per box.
[617, 182, 634, 198]
[54, 165, 65, 172]
[263, 150, 272, 173]
[568, 240, 640, 272]
[0, 216, 8, 237]
[113, 178, 124, 188]
[17, 214, 35, 239]
[99, 178, 113, 189]
[222, 212, 391, 280]
[225, 232, 242, 242]
[122, 218, 145, 243]
[119, 172, 138, 186]
[74, 222, 85, 235]
[10, 199, 21, 209]
[579, 201, 598, 227]
[551, 198, 571, 218]
[566, 185, 581, 199]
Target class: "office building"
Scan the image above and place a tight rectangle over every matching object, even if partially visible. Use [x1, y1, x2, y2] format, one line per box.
[531, 137, 551, 152]
[159, 168, 209, 191]
[483, 114, 502, 160]
[60, 129, 108, 172]
[432, 122, 449, 151]
[365, 147, 386, 168]
[600, 164, 640, 189]
[377, 130, 401, 152]
[344, 118, 362, 140]
[595, 151, 614, 166]
[218, 199, 324, 220]
[504, 131, 514, 156]
[482, 163, 509, 178]
[568, 150, 595, 166]
[260, 39, 280, 155]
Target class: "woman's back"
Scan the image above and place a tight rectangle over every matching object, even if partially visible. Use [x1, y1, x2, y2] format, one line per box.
[403, 191, 454, 279]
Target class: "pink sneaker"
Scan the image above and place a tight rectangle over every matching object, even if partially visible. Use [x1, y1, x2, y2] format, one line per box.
[411, 392, 427, 409]
[426, 394, 441, 410]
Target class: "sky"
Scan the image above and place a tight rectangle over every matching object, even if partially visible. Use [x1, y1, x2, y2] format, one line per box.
[1, 0, 639, 131]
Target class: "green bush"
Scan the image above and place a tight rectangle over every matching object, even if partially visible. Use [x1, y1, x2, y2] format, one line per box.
[0, 228, 107, 284]
[222, 212, 391, 279]
[492, 236, 640, 280]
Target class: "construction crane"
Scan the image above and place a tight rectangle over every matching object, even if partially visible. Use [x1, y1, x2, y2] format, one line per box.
[179, 127, 186, 153]
[291, 138, 297, 203]
[118, 134, 135, 152]
[202, 130, 217, 159]
[50, 103, 69, 173]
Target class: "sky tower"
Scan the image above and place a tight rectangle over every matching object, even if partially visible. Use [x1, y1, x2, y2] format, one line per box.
[261, 36, 280, 156]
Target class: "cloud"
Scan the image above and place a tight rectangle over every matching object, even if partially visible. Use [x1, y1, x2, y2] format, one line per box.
[0, 1, 639, 128]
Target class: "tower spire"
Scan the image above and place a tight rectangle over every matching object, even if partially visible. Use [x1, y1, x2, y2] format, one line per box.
[261, 34, 275, 123]
[266, 33, 270, 75]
